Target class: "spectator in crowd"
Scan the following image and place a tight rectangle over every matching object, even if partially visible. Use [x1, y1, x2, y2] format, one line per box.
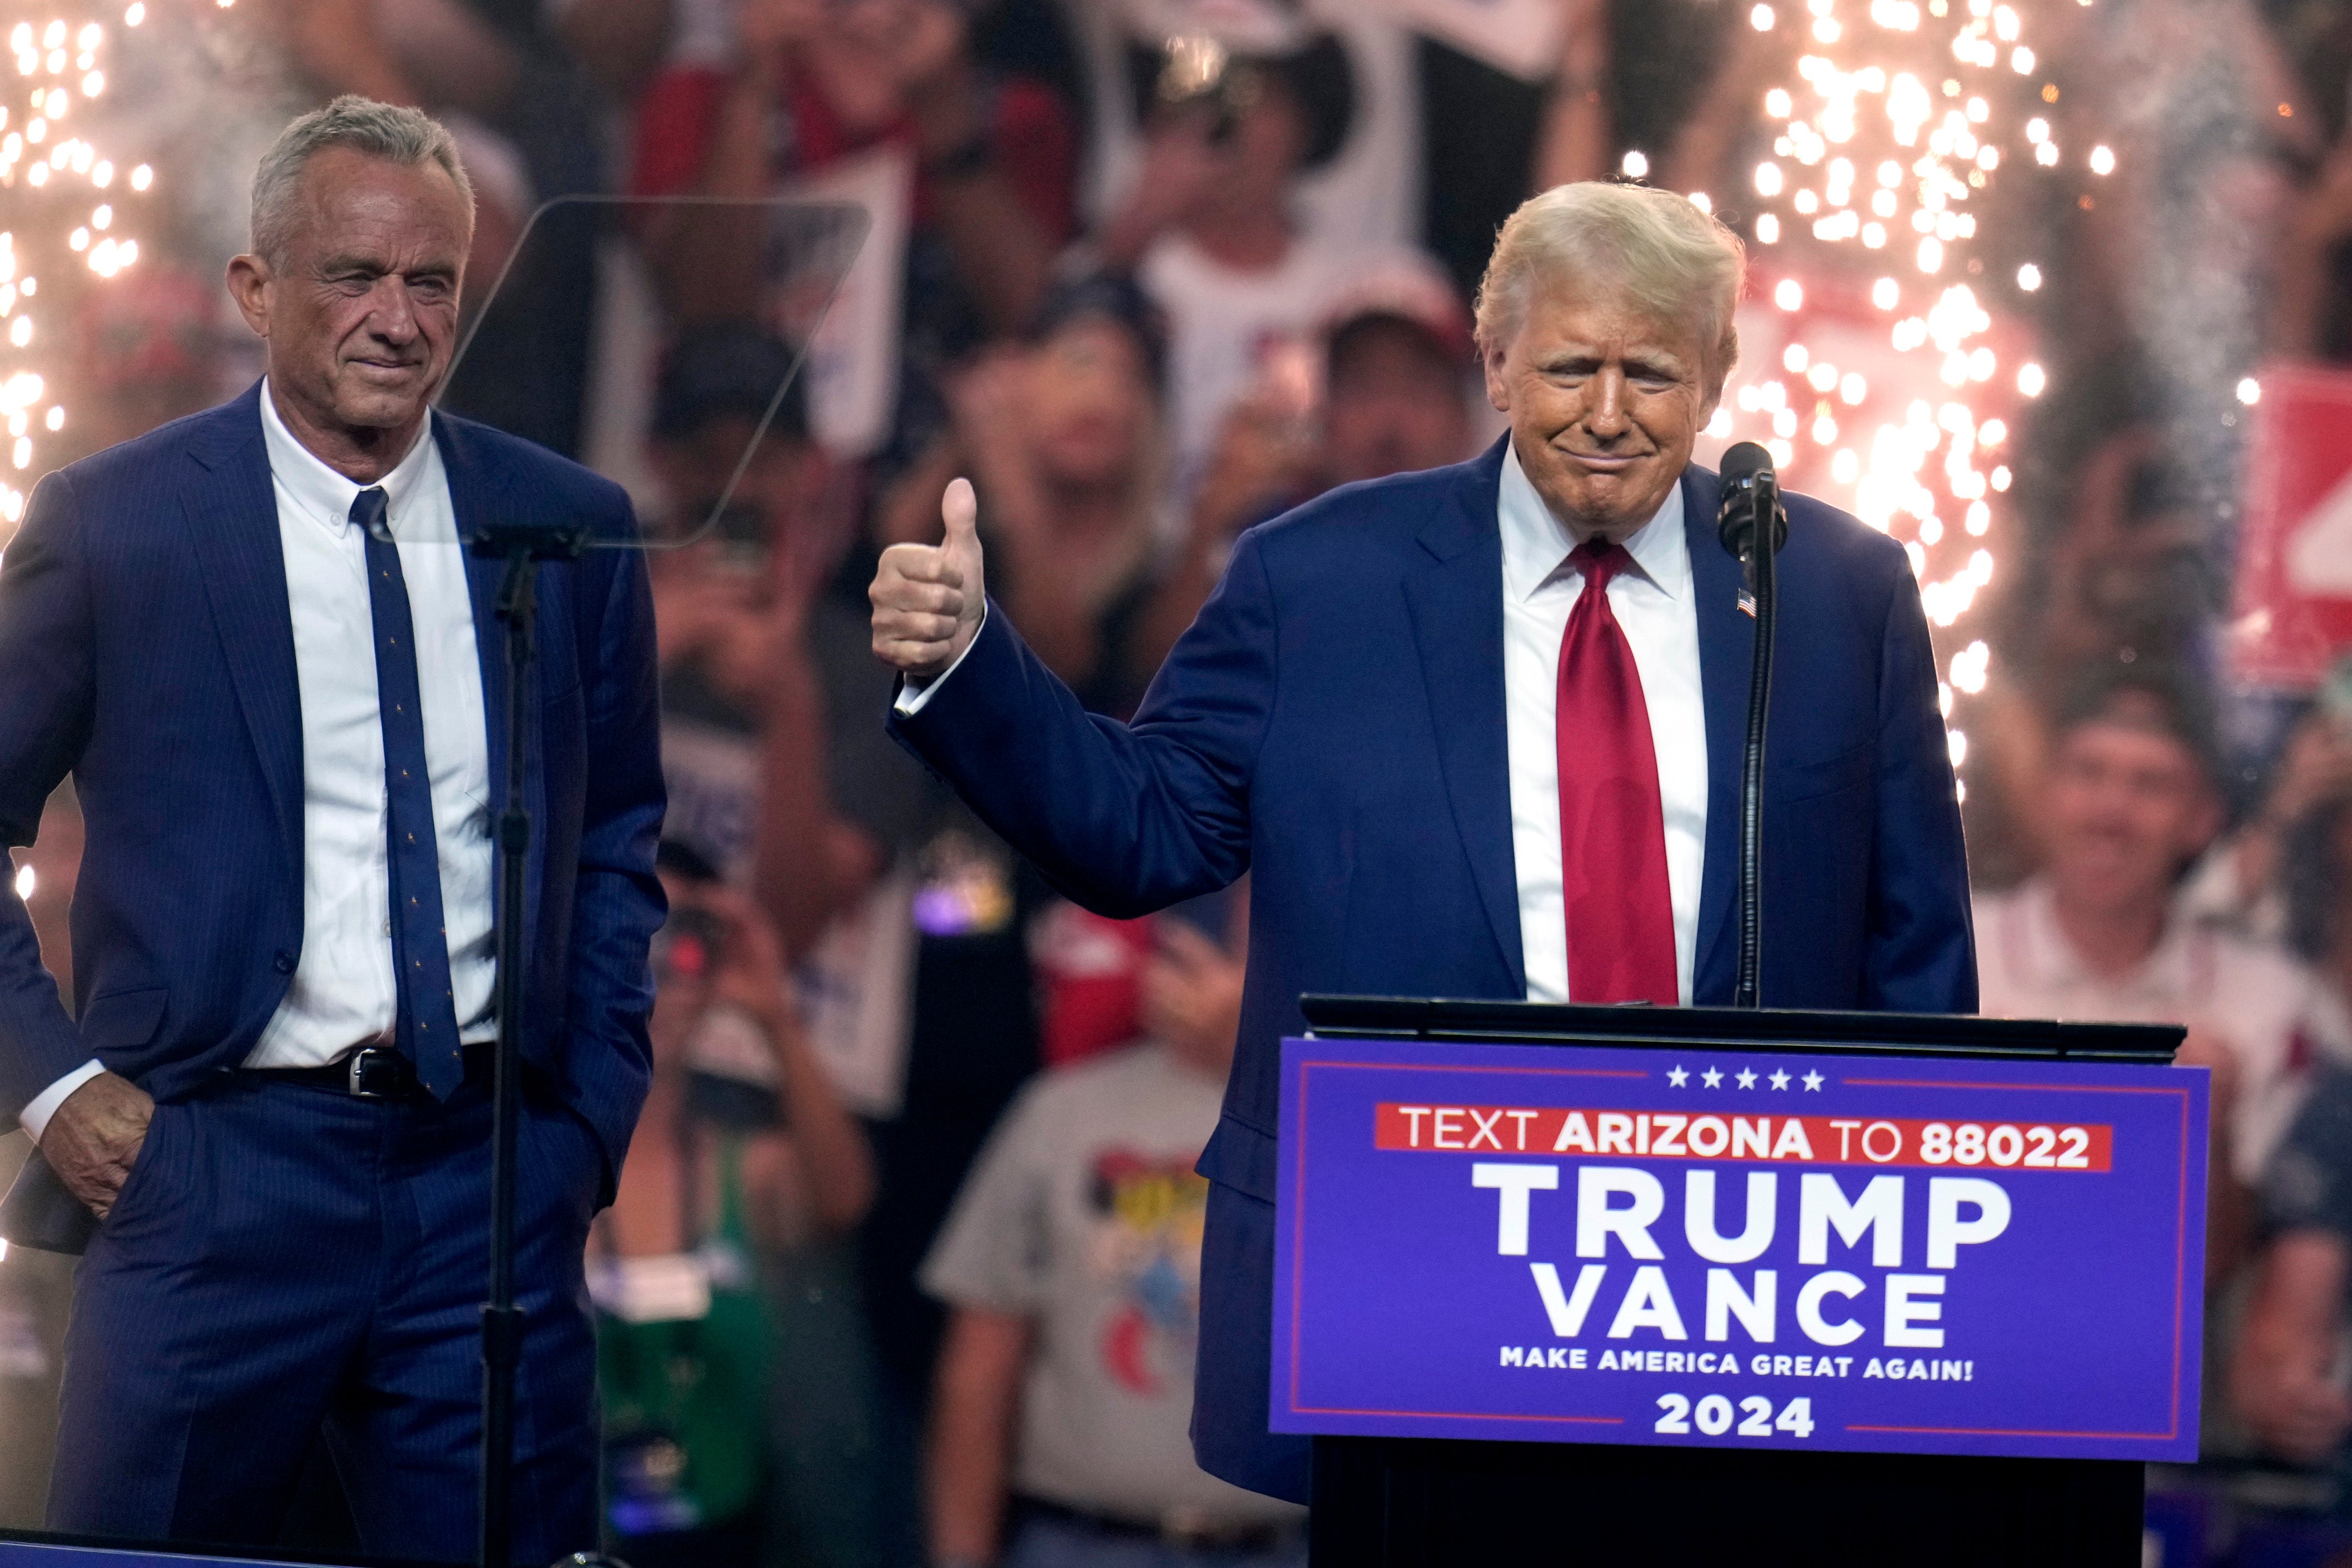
[644, 324, 879, 892]
[2182, 683, 2352, 947]
[692, 333, 1053, 1532]
[1090, 11, 1438, 502]
[2235, 1059, 2352, 1475]
[1065, 0, 1414, 261]
[596, 843, 875, 1567]
[2269, 116, 2352, 363]
[629, 0, 1078, 459]
[1956, 428, 2222, 892]
[1974, 665, 2338, 1277]
[922, 897, 1307, 1568]
[1134, 259, 1479, 680]
[640, 324, 946, 1568]
[2236, 781, 2352, 1474]
[877, 274, 1173, 719]
[1311, 265, 1480, 491]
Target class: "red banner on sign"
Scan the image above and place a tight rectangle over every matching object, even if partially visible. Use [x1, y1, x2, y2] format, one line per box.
[2232, 363, 2352, 688]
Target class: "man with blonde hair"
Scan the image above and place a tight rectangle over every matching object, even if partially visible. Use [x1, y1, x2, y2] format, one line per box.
[869, 181, 1972, 1507]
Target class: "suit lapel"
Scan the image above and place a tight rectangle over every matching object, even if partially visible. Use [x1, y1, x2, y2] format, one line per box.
[1402, 439, 1525, 994]
[1685, 464, 1751, 1001]
[182, 385, 302, 866]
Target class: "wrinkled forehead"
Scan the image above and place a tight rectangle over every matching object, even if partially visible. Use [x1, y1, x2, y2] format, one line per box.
[1508, 285, 1708, 368]
[290, 152, 472, 263]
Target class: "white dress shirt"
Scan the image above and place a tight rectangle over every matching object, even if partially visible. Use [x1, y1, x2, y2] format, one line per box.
[19, 385, 498, 1140]
[1500, 441, 1708, 1006]
[889, 441, 1710, 1011]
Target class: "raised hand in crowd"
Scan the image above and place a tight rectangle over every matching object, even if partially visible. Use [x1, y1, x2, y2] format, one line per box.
[1132, 373, 1317, 680]
[1099, 102, 1235, 270]
[1140, 921, 1248, 1074]
[2217, 708, 2352, 924]
[1531, 0, 1614, 190]
[679, 879, 877, 1237]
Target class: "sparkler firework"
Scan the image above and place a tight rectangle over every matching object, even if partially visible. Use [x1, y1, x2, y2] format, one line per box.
[0, 1, 152, 540]
[1665, 0, 2111, 790]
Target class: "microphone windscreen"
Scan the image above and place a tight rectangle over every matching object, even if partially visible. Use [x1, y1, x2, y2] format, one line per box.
[1716, 440, 1776, 558]
[1718, 441, 1774, 493]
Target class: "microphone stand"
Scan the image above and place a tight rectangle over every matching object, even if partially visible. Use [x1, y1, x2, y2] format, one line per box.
[471, 518, 587, 1568]
[1731, 471, 1785, 1011]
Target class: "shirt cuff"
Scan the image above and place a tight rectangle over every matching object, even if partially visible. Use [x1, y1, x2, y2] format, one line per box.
[891, 603, 988, 718]
[21, 1058, 104, 1144]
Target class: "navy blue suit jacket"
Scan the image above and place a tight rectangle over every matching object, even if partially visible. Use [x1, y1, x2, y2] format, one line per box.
[890, 436, 1974, 1487]
[0, 383, 665, 1191]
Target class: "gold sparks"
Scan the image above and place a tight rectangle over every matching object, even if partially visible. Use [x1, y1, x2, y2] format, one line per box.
[1709, 0, 2096, 788]
[0, 11, 146, 530]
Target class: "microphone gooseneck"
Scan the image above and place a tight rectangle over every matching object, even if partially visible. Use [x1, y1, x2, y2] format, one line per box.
[1716, 443, 1789, 1011]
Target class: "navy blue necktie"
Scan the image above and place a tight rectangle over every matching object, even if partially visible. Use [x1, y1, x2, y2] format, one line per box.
[354, 486, 465, 1099]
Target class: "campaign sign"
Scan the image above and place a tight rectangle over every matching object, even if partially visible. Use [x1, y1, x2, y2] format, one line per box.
[1271, 1035, 2207, 1461]
[2232, 362, 2352, 688]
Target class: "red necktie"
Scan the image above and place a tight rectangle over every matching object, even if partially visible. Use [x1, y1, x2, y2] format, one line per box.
[1555, 539, 1678, 1005]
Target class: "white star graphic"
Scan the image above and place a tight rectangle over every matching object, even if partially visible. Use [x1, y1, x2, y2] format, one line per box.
[1667, 1066, 1689, 1087]
[1803, 1070, 1825, 1091]
[1769, 1069, 1792, 1090]
[1736, 1068, 1758, 1089]
[1701, 1067, 1723, 1088]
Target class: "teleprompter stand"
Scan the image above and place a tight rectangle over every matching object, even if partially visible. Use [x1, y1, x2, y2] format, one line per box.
[469, 516, 586, 1568]
[1294, 995, 2184, 1568]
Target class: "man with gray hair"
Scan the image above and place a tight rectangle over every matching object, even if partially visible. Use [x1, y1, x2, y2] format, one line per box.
[867, 180, 1973, 1515]
[0, 95, 663, 1558]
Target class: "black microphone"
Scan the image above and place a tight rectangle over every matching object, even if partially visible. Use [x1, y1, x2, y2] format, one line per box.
[1715, 440, 1789, 569]
[1715, 440, 1787, 1011]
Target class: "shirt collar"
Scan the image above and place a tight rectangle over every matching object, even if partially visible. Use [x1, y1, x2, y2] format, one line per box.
[257, 378, 438, 538]
[1497, 438, 1689, 605]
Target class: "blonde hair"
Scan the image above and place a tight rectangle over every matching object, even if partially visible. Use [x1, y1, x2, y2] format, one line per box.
[1473, 182, 1745, 390]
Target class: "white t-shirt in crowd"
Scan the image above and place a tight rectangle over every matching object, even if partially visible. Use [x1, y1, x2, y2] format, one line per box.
[921, 1043, 1304, 1530]
[1973, 877, 2349, 1183]
[1139, 233, 1425, 503]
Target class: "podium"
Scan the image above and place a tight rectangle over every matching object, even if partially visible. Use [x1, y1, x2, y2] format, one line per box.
[1278, 996, 2200, 1567]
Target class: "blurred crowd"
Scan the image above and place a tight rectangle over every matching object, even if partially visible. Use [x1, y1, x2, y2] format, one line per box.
[6, 0, 2352, 1565]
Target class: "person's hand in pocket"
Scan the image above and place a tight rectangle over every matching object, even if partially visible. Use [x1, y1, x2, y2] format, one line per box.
[40, 1070, 154, 1218]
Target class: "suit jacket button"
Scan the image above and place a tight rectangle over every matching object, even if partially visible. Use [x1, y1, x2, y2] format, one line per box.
[274, 951, 296, 974]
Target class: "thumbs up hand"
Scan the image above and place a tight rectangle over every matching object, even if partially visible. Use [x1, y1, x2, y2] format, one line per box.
[870, 476, 986, 679]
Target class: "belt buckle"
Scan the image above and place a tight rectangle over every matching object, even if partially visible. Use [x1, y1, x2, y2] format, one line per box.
[345, 1048, 408, 1100]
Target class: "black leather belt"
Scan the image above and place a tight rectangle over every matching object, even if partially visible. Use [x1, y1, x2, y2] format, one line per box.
[247, 1044, 490, 1101]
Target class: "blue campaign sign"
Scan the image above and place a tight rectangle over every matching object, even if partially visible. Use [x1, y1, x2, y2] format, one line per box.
[1270, 1035, 2207, 1462]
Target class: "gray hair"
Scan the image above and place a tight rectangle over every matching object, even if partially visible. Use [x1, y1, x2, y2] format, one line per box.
[249, 96, 474, 264]
[1474, 182, 1745, 391]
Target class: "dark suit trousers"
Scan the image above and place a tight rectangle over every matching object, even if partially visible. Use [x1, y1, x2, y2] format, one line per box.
[46, 1068, 602, 1563]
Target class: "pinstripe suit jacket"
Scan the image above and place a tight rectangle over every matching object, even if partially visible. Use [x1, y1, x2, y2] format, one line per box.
[0, 383, 665, 1187]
